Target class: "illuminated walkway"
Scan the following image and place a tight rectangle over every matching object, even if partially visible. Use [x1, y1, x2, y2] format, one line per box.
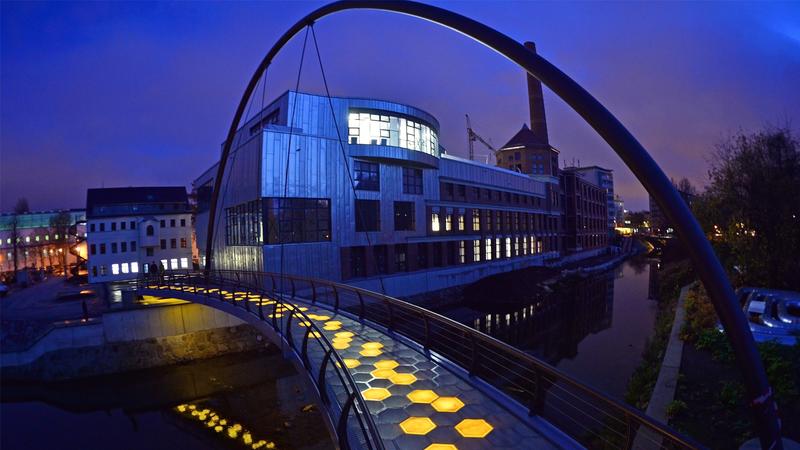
[140, 285, 559, 450]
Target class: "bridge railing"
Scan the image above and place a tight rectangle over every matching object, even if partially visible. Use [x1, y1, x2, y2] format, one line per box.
[135, 270, 385, 450]
[206, 268, 701, 450]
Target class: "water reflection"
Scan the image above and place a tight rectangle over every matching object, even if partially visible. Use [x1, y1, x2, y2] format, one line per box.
[440, 255, 660, 399]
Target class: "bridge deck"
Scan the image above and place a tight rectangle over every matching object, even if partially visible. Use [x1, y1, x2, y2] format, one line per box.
[142, 284, 561, 450]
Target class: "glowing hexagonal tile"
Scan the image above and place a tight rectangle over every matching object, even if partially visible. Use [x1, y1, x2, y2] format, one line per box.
[389, 373, 417, 385]
[361, 387, 391, 401]
[314, 315, 331, 321]
[335, 331, 354, 338]
[431, 397, 464, 413]
[359, 348, 382, 357]
[455, 419, 493, 438]
[333, 341, 350, 350]
[324, 324, 342, 331]
[373, 359, 399, 370]
[370, 368, 397, 379]
[407, 390, 439, 404]
[425, 445, 458, 450]
[399, 417, 436, 435]
[325, 321, 342, 327]
[332, 337, 352, 344]
[343, 358, 360, 369]
[361, 342, 384, 350]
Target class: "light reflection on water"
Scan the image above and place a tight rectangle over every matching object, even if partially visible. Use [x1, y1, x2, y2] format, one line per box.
[440, 256, 660, 400]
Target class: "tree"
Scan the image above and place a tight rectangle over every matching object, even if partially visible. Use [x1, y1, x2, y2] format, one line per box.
[676, 177, 698, 197]
[49, 211, 72, 276]
[694, 127, 800, 290]
[10, 198, 29, 280]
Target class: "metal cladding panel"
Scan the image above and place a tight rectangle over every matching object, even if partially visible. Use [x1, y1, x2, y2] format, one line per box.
[347, 97, 440, 132]
[438, 155, 547, 196]
[348, 144, 439, 169]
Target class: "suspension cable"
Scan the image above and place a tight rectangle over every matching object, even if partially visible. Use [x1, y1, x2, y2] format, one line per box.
[309, 23, 386, 295]
[279, 26, 311, 295]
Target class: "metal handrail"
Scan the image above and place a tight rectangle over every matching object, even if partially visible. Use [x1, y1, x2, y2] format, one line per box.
[135, 270, 385, 450]
[202, 269, 703, 450]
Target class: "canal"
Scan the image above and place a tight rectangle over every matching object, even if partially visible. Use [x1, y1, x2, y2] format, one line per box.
[0, 348, 334, 450]
[436, 254, 660, 401]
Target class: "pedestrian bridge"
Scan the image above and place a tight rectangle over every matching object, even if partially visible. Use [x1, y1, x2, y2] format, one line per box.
[135, 270, 698, 450]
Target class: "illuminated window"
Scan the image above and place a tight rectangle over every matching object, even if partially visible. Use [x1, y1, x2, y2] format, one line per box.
[514, 237, 519, 256]
[160, 259, 168, 269]
[458, 241, 465, 264]
[505, 237, 511, 258]
[180, 257, 189, 269]
[348, 109, 439, 156]
[111, 264, 119, 275]
[537, 239, 543, 254]
[472, 209, 480, 231]
[170, 258, 178, 270]
[431, 209, 440, 232]
[531, 235, 536, 254]
[445, 210, 452, 231]
[25, 236, 30, 243]
[457, 210, 465, 231]
[473, 240, 481, 262]
[131, 262, 139, 273]
[523, 236, 528, 255]
[45, 235, 49, 240]
[485, 238, 492, 261]
[495, 238, 501, 259]
[121, 263, 129, 274]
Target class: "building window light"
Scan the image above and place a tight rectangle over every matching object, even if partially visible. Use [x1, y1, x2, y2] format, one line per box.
[485, 238, 492, 261]
[160, 259, 168, 270]
[505, 237, 511, 258]
[121, 263, 129, 274]
[111, 264, 120, 275]
[131, 262, 139, 273]
[458, 212, 465, 231]
[445, 213, 452, 231]
[473, 240, 481, 262]
[495, 238, 501, 259]
[459, 241, 465, 264]
[170, 258, 178, 270]
[431, 212, 440, 232]
[180, 257, 189, 269]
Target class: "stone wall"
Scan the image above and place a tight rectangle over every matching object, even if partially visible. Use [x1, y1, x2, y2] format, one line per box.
[1, 302, 267, 381]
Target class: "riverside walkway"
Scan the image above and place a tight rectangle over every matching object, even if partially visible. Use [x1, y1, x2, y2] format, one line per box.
[135, 270, 699, 450]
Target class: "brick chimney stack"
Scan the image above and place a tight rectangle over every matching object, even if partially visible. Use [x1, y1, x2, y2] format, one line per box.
[524, 41, 549, 145]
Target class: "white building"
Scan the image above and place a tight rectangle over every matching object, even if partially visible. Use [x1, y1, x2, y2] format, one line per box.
[86, 187, 192, 283]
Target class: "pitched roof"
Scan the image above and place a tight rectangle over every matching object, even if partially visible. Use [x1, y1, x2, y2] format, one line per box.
[86, 186, 188, 210]
[500, 124, 549, 149]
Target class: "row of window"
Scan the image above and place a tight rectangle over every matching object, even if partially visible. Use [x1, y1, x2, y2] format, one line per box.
[3, 233, 69, 245]
[345, 234, 552, 279]
[430, 207, 559, 235]
[88, 218, 186, 233]
[440, 181, 546, 209]
[354, 161, 424, 195]
[89, 238, 186, 256]
[348, 110, 439, 156]
[91, 257, 189, 277]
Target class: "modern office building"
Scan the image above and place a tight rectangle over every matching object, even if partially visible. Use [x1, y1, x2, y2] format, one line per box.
[195, 90, 563, 297]
[86, 187, 192, 283]
[560, 167, 609, 253]
[0, 209, 86, 275]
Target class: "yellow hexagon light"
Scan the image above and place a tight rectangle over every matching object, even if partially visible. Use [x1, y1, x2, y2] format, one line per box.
[399, 417, 436, 435]
[333, 341, 350, 350]
[455, 419, 493, 438]
[370, 368, 397, 379]
[362, 387, 391, 401]
[425, 445, 458, 450]
[361, 342, 384, 350]
[343, 358, 360, 369]
[431, 397, 465, 413]
[335, 331, 354, 339]
[389, 373, 417, 385]
[359, 348, 382, 357]
[373, 360, 399, 370]
[407, 390, 439, 404]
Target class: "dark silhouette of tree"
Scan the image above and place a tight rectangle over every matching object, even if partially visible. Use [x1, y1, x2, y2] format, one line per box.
[49, 211, 72, 276]
[694, 127, 800, 290]
[11, 198, 30, 280]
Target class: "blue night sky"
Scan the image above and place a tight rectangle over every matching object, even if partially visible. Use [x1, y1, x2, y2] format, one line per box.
[2, 1, 799, 212]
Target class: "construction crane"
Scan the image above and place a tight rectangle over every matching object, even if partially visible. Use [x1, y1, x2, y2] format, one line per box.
[466, 114, 496, 162]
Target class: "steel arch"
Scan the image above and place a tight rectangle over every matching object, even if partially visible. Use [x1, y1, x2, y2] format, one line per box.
[203, 2, 781, 447]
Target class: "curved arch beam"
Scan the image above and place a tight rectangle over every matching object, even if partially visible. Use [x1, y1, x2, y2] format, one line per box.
[204, 2, 780, 446]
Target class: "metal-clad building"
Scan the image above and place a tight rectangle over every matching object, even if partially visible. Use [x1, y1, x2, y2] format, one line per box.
[195, 91, 562, 297]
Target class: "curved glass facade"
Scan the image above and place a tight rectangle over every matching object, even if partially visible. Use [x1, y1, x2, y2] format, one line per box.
[347, 110, 439, 157]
